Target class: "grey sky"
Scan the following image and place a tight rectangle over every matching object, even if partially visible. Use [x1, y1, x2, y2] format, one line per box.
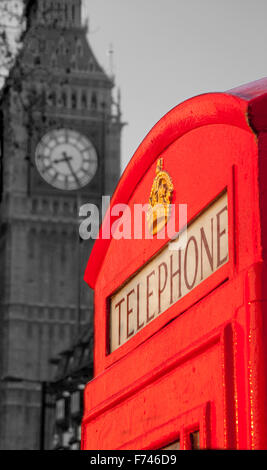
[85, 0, 267, 170]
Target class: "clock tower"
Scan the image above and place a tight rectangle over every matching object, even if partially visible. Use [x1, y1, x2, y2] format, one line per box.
[0, 0, 123, 449]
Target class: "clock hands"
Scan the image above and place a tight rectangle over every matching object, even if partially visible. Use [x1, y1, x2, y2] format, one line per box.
[53, 154, 73, 164]
[58, 151, 81, 188]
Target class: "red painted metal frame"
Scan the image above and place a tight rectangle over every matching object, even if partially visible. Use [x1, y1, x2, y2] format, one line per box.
[82, 78, 267, 450]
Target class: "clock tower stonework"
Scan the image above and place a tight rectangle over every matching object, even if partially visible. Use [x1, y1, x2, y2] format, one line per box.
[0, 0, 123, 449]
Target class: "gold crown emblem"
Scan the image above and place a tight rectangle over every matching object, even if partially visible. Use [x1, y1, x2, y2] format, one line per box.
[147, 158, 174, 235]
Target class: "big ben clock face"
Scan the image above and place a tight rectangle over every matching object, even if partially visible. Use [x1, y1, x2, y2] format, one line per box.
[35, 129, 98, 190]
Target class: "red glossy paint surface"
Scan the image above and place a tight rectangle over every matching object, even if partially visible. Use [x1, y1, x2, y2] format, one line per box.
[82, 79, 267, 450]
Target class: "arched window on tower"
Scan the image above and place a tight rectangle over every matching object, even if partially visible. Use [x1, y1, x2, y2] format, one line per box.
[31, 2, 37, 20]
[81, 92, 88, 110]
[48, 90, 57, 107]
[91, 92, 98, 111]
[61, 91, 67, 108]
[57, 2, 61, 23]
[76, 39, 83, 57]
[72, 4, 76, 23]
[48, 0, 53, 23]
[71, 55, 77, 70]
[59, 36, 65, 55]
[39, 39, 46, 53]
[71, 91, 77, 109]
[31, 4, 37, 22]
[28, 229, 36, 260]
[53, 200, 59, 215]
[33, 54, 41, 66]
[51, 52, 57, 68]
[40, 0, 46, 23]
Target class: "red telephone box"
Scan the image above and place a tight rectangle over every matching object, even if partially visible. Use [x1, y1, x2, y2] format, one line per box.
[82, 78, 267, 450]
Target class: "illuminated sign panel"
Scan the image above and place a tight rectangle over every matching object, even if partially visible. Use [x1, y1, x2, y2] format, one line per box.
[110, 193, 228, 352]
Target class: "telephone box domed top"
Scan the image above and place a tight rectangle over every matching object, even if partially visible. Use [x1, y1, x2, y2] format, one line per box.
[84, 77, 267, 289]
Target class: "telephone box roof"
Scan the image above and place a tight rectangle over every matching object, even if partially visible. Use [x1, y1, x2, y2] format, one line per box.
[84, 77, 267, 289]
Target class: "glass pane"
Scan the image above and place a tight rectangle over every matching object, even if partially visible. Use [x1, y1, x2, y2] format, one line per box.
[162, 440, 180, 450]
[189, 430, 200, 450]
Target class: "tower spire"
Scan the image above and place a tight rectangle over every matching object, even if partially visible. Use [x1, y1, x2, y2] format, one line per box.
[108, 43, 114, 79]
